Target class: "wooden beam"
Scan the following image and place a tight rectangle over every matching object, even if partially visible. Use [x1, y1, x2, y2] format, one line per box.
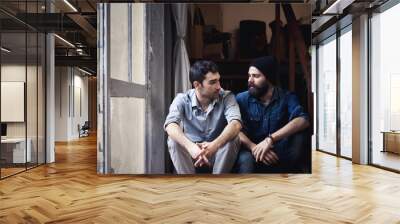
[282, 4, 313, 132]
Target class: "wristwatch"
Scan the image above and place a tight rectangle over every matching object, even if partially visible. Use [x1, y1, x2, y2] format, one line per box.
[267, 134, 275, 144]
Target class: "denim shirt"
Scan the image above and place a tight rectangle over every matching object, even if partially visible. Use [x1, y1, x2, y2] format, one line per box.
[236, 87, 308, 145]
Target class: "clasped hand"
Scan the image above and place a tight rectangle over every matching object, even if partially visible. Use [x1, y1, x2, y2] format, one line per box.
[188, 141, 219, 168]
[251, 138, 279, 165]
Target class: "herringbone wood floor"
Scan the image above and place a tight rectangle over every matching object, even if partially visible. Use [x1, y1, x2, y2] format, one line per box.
[1, 134, 400, 223]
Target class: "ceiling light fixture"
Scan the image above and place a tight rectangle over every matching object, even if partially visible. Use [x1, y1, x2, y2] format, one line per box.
[78, 67, 93, 76]
[63, 0, 78, 12]
[322, 0, 355, 15]
[54, 34, 75, 48]
[1, 47, 11, 53]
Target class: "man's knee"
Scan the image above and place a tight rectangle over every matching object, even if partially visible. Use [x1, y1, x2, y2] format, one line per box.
[221, 136, 240, 153]
[278, 130, 309, 173]
[167, 138, 180, 152]
[167, 138, 195, 174]
[167, 138, 189, 159]
[287, 130, 308, 161]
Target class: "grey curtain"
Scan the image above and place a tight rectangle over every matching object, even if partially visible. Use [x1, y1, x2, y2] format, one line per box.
[172, 3, 191, 95]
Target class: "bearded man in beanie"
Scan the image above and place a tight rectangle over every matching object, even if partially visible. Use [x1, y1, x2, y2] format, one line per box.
[234, 56, 310, 173]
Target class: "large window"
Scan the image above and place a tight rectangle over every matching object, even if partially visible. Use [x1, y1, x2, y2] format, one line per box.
[339, 27, 352, 158]
[316, 25, 353, 159]
[317, 35, 337, 154]
[0, 1, 46, 179]
[370, 3, 400, 171]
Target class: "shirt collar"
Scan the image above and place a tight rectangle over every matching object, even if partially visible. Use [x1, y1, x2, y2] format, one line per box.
[190, 89, 221, 109]
[189, 89, 199, 108]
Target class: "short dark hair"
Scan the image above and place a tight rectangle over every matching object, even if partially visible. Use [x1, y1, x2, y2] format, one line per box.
[189, 60, 219, 85]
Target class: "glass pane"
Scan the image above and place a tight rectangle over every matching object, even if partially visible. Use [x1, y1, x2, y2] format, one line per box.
[74, 85, 81, 138]
[27, 31, 38, 169]
[317, 37, 337, 154]
[311, 45, 317, 150]
[110, 4, 129, 82]
[38, 32, 45, 164]
[1, 30, 27, 177]
[132, 4, 145, 85]
[38, 0, 46, 165]
[371, 4, 400, 171]
[339, 29, 352, 158]
[110, 97, 145, 174]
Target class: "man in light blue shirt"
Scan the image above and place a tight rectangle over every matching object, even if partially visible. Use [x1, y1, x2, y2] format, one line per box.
[164, 60, 242, 174]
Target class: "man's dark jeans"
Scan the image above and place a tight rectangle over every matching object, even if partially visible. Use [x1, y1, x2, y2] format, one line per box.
[233, 130, 309, 173]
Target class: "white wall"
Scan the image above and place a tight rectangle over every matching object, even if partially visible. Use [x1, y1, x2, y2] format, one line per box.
[55, 67, 89, 141]
[1, 66, 26, 133]
[1, 63, 46, 164]
[1, 65, 36, 138]
[55, 67, 68, 141]
[72, 73, 89, 138]
[1, 65, 26, 142]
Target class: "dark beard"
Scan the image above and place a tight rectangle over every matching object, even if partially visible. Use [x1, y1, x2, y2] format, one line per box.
[248, 82, 269, 98]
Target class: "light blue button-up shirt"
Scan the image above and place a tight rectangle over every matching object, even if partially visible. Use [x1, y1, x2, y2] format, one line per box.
[164, 89, 242, 142]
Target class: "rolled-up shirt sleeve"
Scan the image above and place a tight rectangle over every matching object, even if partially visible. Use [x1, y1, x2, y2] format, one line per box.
[287, 92, 309, 121]
[235, 93, 248, 135]
[223, 92, 242, 124]
[164, 94, 185, 130]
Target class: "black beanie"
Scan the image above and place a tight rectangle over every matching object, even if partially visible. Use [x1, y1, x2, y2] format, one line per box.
[249, 56, 277, 83]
